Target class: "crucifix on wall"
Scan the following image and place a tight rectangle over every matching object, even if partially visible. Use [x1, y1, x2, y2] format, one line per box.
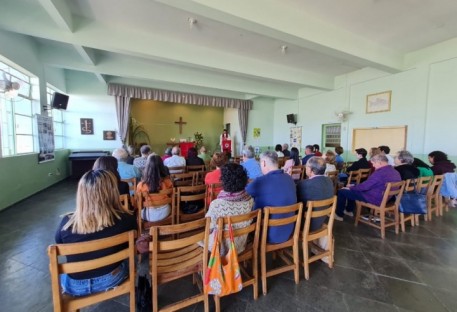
[174, 116, 187, 134]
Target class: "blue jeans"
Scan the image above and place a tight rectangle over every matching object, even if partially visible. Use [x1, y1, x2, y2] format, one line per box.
[336, 189, 367, 217]
[61, 260, 129, 297]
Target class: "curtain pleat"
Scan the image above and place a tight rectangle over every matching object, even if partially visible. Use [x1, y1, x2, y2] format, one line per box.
[114, 96, 131, 144]
[238, 108, 249, 145]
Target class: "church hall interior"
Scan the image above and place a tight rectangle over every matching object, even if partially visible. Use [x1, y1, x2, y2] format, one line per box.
[1, 1, 457, 311]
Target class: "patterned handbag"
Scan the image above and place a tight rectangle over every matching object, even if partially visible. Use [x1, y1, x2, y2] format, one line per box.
[204, 218, 243, 296]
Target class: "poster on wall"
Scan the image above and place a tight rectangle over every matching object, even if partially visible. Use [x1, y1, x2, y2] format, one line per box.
[290, 126, 302, 151]
[253, 128, 261, 138]
[80, 118, 94, 135]
[36, 114, 55, 163]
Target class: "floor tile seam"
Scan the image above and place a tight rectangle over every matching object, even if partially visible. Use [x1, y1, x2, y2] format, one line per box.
[427, 287, 453, 312]
[343, 291, 397, 310]
[0, 258, 30, 276]
[334, 263, 375, 274]
[4, 257, 49, 277]
[359, 248, 402, 261]
[374, 272, 427, 286]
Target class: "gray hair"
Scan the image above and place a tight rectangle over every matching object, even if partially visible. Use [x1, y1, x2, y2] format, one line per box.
[140, 145, 151, 155]
[306, 156, 326, 175]
[112, 148, 128, 161]
[171, 146, 180, 155]
[242, 145, 255, 159]
[260, 151, 278, 166]
[396, 150, 414, 164]
[371, 154, 388, 164]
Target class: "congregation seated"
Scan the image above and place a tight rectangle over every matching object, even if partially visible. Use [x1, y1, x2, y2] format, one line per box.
[394, 150, 419, 180]
[346, 148, 371, 173]
[186, 147, 205, 166]
[282, 143, 291, 157]
[197, 145, 211, 164]
[428, 150, 456, 175]
[112, 147, 142, 181]
[126, 145, 136, 165]
[137, 155, 173, 222]
[313, 144, 322, 157]
[379, 145, 395, 166]
[301, 145, 315, 165]
[133, 144, 151, 172]
[54, 170, 136, 296]
[275, 144, 284, 157]
[93, 155, 129, 196]
[324, 150, 337, 174]
[334, 146, 344, 171]
[335, 154, 401, 221]
[164, 146, 186, 173]
[246, 151, 297, 244]
[413, 157, 434, 177]
[205, 163, 254, 254]
[241, 145, 262, 180]
[283, 147, 301, 180]
[161, 147, 172, 162]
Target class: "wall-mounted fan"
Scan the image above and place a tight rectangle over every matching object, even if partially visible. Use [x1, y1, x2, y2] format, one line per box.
[0, 71, 21, 99]
[335, 111, 352, 122]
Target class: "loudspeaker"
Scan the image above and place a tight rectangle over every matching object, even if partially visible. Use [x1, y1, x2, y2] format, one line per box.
[51, 92, 69, 110]
[287, 114, 296, 124]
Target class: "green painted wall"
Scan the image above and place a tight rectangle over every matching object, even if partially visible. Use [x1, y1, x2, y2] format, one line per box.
[130, 100, 224, 156]
[0, 149, 70, 211]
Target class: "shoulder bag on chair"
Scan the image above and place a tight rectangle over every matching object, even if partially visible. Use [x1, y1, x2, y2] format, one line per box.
[204, 218, 243, 296]
[399, 191, 427, 214]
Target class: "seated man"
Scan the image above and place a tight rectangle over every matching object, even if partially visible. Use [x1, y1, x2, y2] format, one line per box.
[301, 145, 315, 166]
[163, 146, 186, 173]
[246, 151, 297, 244]
[241, 145, 262, 179]
[297, 156, 334, 231]
[282, 143, 291, 157]
[335, 154, 401, 221]
[112, 148, 142, 181]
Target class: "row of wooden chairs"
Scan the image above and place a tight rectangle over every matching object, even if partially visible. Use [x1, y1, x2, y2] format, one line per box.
[354, 175, 444, 239]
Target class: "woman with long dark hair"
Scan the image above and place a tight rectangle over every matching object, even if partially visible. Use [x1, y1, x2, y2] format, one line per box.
[93, 155, 129, 195]
[283, 147, 300, 180]
[428, 151, 456, 175]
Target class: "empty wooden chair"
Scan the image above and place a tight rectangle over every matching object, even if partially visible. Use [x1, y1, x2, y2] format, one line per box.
[301, 196, 337, 280]
[170, 172, 196, 187]
[210, 210, 262, 312]
[354, 181, 405, 239]
[137, 188, 175, 234]
[48, 230, 136, 312]
[149, 218, 210, 312]
[426, 175, 444, 220]
[176, 184, 207, 224]
[260, 203, 303, 295]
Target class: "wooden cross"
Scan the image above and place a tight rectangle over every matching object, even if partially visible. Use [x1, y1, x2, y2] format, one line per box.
[174, 116, 187, 134]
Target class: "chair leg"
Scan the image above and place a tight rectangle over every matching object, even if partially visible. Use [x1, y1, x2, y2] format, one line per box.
[380, 211, 386, 239]
[303, 241, 310, 280]
[394, 209, 399, 235]
[411, 214, 415, 227]
[214, 295, 220, 312]
[253, 256, 259, 300]
[261, 248, 267, 295]
[293, 244, 299, 284]
[328, 238, 334, 269]
[153, 279, 158, 312]
[400, 213, 405, 232]
[354, 202, 361, 226]
[415, 214, 420, 225]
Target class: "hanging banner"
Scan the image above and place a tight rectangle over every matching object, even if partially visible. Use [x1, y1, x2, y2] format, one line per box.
[36, 114, 55, 163]
[290, 126, 302, 151]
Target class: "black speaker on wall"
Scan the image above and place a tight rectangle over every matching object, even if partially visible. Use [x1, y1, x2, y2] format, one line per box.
[51, 92, 69, 110]
[286, 114, 297, 125]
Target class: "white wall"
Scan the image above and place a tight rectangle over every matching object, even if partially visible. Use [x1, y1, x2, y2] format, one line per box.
[245, 97, 275, 150]
[273, 98, 298, 147]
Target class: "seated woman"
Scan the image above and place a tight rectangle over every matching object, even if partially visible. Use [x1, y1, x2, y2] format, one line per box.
[334, 146, 344, 171]
[394, 150, 419, 180]
[186, 147, 205, 166]
[205, 152, 226, 204]
[324, 150, 337, 174]
[283, 147, 301, 180]
[93, 155, 129, 195]
[205, 163, 254, 254]
[136, 155, 173, 222]
[428, 151, 456, 175]
[275, 144, 284, 157]
[413, 158, 434, 177]
[55, 170, 136, 297]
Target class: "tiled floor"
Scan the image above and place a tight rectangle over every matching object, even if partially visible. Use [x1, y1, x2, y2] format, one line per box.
[1, 179, 457, 311]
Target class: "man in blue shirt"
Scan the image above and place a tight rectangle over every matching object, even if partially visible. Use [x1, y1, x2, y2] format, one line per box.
[301, 145, 315, 165]
[241, 145, 262, 179]
[246, 151, 297, 243]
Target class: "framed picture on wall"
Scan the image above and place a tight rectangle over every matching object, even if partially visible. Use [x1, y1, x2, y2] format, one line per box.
[103, 130, 116, 140]
[80, 118, 94, 135]
[366, 91, 392, 114]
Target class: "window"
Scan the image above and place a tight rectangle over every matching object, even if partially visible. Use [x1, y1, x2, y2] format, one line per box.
[0, 60, 39, 157]
[46, 87, 65, 149]
[322, 123, 341, 148]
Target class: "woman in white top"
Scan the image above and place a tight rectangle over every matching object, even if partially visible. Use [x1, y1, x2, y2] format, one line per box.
[275, 144, 284, 158]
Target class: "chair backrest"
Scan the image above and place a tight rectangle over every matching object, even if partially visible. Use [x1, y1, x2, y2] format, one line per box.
[168, 166, 186, 174]
[380, 181, 406, 207]
[176, 184, 208, 223]
[346, 170, 362, 186]
[137, 188, 175, 233]
[262, 203, 303, 246]
[195, 170, 210, 185]
[359, 168, 371, 182]
[325, 170, 338, 193]
[291, 165, 305, 180]
[186, 165, 206, 172]
[206, 182, 223, 203]
[302, 196, 337, 238]
[428, 175, 444, 197]
[170, 172, 196, 187]
[120, 194, 130, 212]
[149, 218, 210, 311]
[278, 157, 285, 168]
[121, 178, 137, 203]
[48, 230, 136, 312]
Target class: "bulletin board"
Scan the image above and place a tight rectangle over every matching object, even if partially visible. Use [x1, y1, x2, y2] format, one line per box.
[352, 126, 407, 154]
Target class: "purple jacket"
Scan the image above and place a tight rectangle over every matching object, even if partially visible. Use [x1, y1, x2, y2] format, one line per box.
[350, 165, 401, 206]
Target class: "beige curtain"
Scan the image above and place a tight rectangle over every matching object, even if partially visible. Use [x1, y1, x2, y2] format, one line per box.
[114, 96, 131, 144]
[238, 108, 249, 145]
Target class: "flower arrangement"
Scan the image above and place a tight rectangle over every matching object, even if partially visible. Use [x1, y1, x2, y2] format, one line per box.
[194, 132, 204, 150]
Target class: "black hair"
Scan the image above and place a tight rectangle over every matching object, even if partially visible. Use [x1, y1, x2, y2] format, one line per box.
[379, 145, 391, 154]
[187, 147, 198, 158]
[93, 156, 121, 182]
[220, 163, 248, 193]
[142, 155, 169, 193]
[290, 147, 300, 166]
[313, 144, 320, 151]
[275, 144, 282, 152]
[428, 151, 448, 162]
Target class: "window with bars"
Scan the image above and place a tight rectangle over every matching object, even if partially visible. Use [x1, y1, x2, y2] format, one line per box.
[0, 61, 40, 157]
[322, 123, 341, 148]
[46, 87, 65, 149]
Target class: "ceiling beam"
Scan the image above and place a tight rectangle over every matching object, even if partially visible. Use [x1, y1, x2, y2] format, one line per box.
[38, 0, 73, 32]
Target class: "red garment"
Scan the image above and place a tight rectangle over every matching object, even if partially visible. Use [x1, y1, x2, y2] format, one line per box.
[314, 151, 322, 157]
[205, 169, 222, 205]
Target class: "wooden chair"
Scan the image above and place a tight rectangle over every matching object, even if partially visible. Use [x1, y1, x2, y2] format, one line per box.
[170, 172, 196, 187]
[195, 170, 210, 185]
[346, 170, 361, 186]
[121, 177, 137, 207]
[211, 210, 262, 312]
[206, 182, 223, 204]
[48, 230, 136, 312]
[414, 176, 432, 225]
[359, 168, 371, 183]
[232, 156, 242, 164]
[137, 188, 175, 234]
[278, 157, 285, 168]
[291, 165, 306, 181]
[167, 165, 186, 174]
[120, 194, 130, 212]
[149, 218, 210, 312]
[354, 181, 405, 239]
[325, 170, 339, 194]
[426, 175, 444, 221]
[343, 162, 354, 173]
[176, 184, 207, 224]
[260, 203, 303, 295]
[399, 179, 417, 232]
[301, 196, 337, 280]
[186, 165, 206, 172]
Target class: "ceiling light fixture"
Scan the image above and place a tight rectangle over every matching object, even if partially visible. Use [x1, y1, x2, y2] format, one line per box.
[188, 17, 197, 29]
[280, 45, 288, 55]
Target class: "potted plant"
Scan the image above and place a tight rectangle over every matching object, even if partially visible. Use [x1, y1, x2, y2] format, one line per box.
[128, 117, 150, 153]
[194, 132, 204, 150]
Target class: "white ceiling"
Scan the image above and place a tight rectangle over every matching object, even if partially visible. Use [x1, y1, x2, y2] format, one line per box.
[1, 0, 457, 100]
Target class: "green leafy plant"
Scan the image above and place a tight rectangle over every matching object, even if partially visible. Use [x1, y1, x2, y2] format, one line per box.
[194, 131, 204, 150]
[128, 117, 150, 153]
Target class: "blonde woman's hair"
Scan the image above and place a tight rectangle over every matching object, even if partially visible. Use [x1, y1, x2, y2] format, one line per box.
[63, 170, 126, 234]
